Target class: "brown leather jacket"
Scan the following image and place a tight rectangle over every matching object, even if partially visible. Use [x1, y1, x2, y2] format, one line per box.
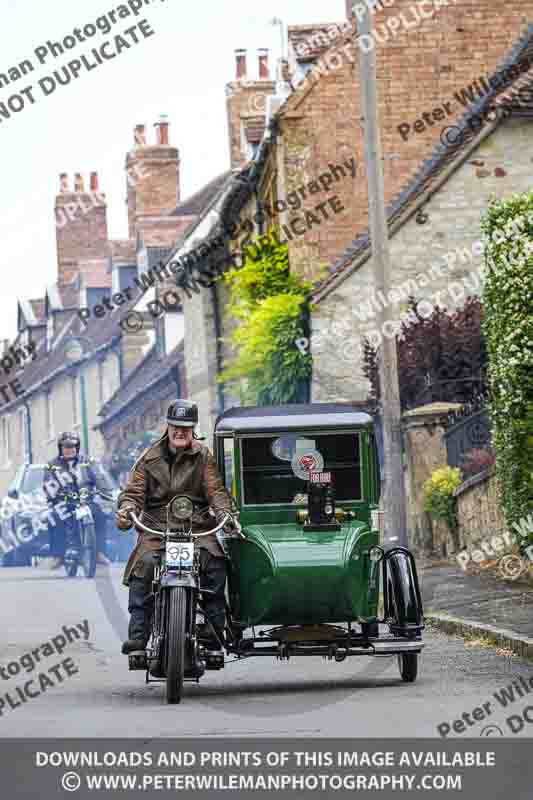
[119, 434, 232, 585]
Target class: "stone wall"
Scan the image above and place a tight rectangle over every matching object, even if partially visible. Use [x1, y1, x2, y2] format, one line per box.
[455, 468, 507, 551]
[311, 119, 533, 402]
[402, 402, 461, 555]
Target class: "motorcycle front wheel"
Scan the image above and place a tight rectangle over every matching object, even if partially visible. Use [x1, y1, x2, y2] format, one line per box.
[81, 522, 97, 579]
[166, 587, 187, 704]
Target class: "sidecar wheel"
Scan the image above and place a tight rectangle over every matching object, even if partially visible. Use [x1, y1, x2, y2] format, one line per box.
[398, 652, 418, 683]
[166, 587, 187, 704]
[81, 524, 97, 579]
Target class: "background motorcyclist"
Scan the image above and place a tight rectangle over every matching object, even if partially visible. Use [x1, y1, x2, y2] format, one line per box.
[43, 432, 110, 569]
[116, 400, 235, 656]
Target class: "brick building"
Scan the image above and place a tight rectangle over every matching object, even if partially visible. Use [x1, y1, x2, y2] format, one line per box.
[160, 0, 533, 433]
[0, 120, 204, 496]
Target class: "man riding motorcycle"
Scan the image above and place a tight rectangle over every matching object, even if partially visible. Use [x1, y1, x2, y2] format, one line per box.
[116, 400, 235, 656]
[43, 432, 110, 569]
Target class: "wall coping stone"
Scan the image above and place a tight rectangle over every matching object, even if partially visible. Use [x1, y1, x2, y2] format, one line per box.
[402, 402, 462, 429]
[454, 466, 496, 498]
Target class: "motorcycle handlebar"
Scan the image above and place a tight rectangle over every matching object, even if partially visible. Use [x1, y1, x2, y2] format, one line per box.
[129, 511, 234, 538]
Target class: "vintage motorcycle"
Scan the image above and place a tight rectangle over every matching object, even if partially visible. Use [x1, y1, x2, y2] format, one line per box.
[127, 402, 424, 705]
[129, 501, 239, 704]
[62, 487, 110, 578]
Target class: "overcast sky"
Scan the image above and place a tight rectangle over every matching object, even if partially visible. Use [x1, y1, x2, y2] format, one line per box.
[0, 0, 347, 340]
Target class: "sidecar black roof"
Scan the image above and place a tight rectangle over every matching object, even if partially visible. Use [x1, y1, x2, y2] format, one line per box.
[214, 403, 374, 434]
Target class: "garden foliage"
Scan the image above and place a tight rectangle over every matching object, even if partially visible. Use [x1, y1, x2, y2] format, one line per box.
[481, 193, 533, 528]
[221, 231, 312, 405]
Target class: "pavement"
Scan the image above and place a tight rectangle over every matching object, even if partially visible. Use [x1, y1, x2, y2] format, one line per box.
[420, 562, 533, 659]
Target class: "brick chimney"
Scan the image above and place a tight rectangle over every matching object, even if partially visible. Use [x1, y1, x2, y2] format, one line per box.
[155, 114, 169, 145]
[55, 172, 108, 287]
[235, 49, 247, 80]
[258, 48, 270, 79]
[226, 49, 276, 169]
[125, 119, 180, 238]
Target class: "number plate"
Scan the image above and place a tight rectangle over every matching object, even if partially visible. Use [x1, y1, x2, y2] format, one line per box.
[310, 471, 331, 484]
[75, 507, 91, 520]
[165, 542, 194, 568]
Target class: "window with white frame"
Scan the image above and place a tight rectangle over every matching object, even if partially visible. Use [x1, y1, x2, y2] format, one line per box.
[0, 415, 11, 465]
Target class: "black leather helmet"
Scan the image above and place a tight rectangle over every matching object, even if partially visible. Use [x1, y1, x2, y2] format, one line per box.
[166, 400, 198, 428]
[58, 431, 80, 456]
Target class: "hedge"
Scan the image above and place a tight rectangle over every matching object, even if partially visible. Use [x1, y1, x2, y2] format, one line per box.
[481, 192, 533, 529]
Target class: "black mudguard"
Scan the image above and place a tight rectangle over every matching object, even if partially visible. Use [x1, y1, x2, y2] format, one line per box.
[160, 573, 197, 590]
[383, 547, 424, 636]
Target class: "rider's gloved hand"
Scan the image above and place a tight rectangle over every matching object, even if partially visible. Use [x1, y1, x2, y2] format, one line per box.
[222, 513, 243, 538]
[116, 505, 135, 531]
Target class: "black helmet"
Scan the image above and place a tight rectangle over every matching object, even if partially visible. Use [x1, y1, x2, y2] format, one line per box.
[58, 431, 80, 457]
[166, 400, 198, 428]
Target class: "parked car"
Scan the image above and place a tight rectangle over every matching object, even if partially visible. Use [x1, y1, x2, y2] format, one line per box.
[0, 461, 133, 567]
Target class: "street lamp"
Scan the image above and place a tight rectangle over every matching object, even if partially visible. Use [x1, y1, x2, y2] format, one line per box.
[64, 336, 91, 455]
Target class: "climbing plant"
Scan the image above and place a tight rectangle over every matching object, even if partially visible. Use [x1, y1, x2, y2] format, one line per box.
[481, 192, 533, 528]
[220, 231, 313, 405]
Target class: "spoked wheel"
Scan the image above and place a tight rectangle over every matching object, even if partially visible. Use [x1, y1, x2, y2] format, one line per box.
[166, 587, 187, 704]
[81, 523, 97, 578]
[398, 652, 418, 683]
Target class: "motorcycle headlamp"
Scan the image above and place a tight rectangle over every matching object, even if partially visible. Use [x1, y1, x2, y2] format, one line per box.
[368, 546, 384, 563]
[170, 496, 194, 521]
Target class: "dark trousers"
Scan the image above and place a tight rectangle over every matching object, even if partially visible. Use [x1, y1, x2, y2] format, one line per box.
[49, 504, 107, 558]
[127, 549, 227, 642]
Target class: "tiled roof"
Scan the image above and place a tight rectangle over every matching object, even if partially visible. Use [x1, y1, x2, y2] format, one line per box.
[97, 339, 185, 427]
[313, 25, 533, 300]
[170, 171, 232, 217]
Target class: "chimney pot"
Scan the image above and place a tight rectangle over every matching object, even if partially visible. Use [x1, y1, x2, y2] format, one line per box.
[155, 114, 169, 145]
[59, 172, 69, 192]
[74, 173, 84, 192]
[134, 124, 146, 147]
[258, 48, 270, 79]
[235, 48, 247, 80]
[90, 171, 99, 191]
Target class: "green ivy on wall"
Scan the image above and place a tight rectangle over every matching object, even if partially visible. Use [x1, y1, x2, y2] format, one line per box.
[220, 231, 313, 405]
[481, 192, 533, 528]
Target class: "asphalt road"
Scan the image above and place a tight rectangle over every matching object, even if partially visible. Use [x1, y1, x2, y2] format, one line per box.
[1, 564, 533, 739]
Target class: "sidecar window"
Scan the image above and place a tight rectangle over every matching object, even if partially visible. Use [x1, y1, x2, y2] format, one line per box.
[241, 433, 362, 505]
[223, 438, 236, 497]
